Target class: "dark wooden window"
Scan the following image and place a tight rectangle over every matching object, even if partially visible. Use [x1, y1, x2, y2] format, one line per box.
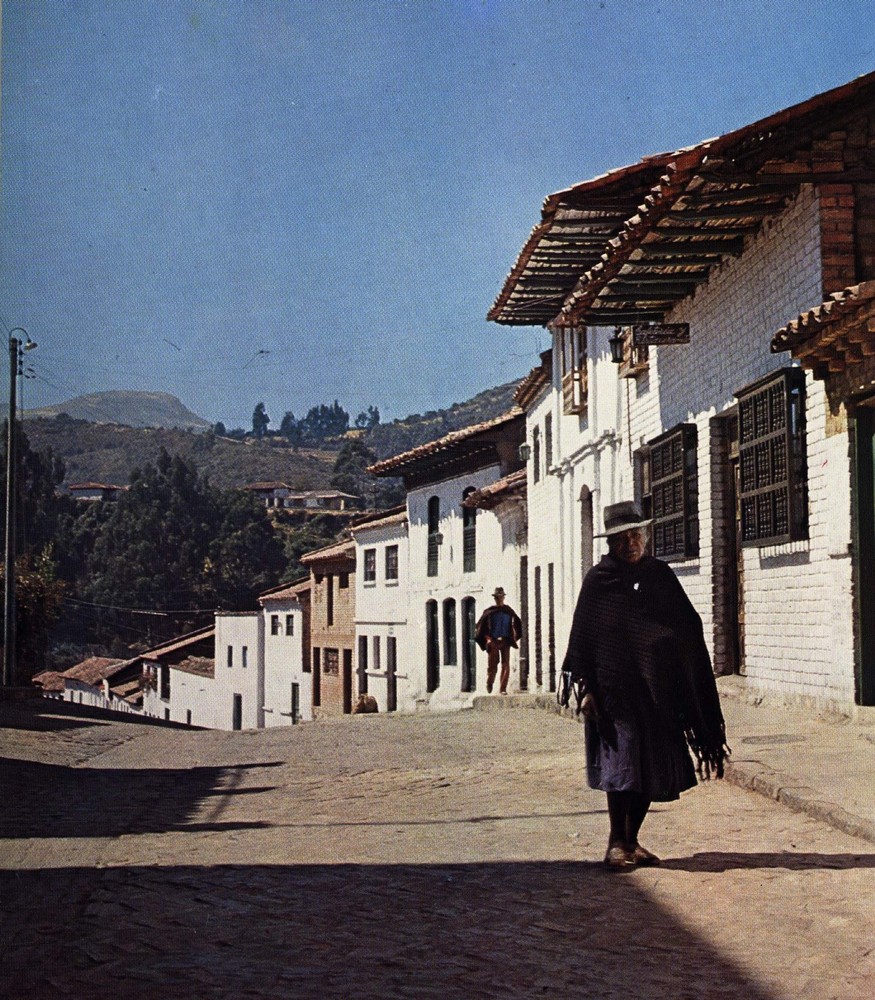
[532, 427, 541, 484]
[559, 324, 588, 415]
[285, 614, 294, 636]
[364, 548, 377, 582]
[443, 599, 457, 665]
[338, 572, 349, 589]
[323, 648, 339, 675]
[326, 575, 334, 627]
[544, 414, 553, 470]
[227, 645, 233, 668]
[462, 488, 476, 573]
[270, 614, 280, 636]
[648, 423, 699, 560]
[427, 496, 440, 577]
[372, 635, 381, 674]
[385, 544, 399, 580]
[736, 368, 808, 545]
[160, 666, 170, 701]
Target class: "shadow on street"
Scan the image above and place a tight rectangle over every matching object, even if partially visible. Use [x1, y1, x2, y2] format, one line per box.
[2, 860, 787, 1000]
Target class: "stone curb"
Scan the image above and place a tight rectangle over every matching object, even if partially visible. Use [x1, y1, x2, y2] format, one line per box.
[473, 692, 875, 847]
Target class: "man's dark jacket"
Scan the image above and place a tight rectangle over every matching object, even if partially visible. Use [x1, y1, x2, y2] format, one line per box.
[475, 604, 522, 652]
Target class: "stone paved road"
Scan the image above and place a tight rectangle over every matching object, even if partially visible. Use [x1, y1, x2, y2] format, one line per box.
[1, 701, 873, 999]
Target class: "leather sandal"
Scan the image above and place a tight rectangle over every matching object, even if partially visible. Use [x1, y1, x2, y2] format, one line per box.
[603, 844, 636, 870]
[631, 844, 661, 866]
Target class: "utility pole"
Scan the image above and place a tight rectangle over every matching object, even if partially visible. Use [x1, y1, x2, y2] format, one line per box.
[3, 329, 35, 688]
[3, 335, 19, 687]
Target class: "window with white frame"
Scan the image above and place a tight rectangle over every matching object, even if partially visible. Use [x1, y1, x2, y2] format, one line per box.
[364, 548, 377, 582]
[385, 544, 399, 581]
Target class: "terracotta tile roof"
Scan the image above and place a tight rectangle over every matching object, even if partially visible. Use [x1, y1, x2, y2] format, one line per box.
[62, 656, 128, 686]
[259, 575, 311, 602]
[32, 670, 66, 693]
[170, 655, 215, 678]
[462, 469, 528, 510]
[66, 482, 128, 491]
[771, 281, 875, 372]
[139, 626, 215, 662]
[367, 409, 524, 476]
[109, 677, 144, 704]
[490, 70, 875, 328]
[514, 354, 552, 410]
[299, 538, 356, 565]
[242, 481, 292, 491]
[350, 508, 408, 534]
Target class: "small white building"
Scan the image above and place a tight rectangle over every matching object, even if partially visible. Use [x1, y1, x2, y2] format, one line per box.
[350, 506, 410, 712]
[213, 612, 264, 730]
[141, 626, 216, 725]
[369, 411, 527, 710]
[260, 586, 310, 725]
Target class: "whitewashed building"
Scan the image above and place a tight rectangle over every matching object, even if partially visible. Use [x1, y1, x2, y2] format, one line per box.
[369, 412, 527, 709]
[260, 585, 310, 724]
[489, 72, 875, 712]
[350, 506, 410, 712]
[141, 626, 216, 725]
[213, 612, 264, 730]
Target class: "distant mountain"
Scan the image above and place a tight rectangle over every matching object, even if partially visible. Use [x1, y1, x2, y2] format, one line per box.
[24, 391, 212, 431]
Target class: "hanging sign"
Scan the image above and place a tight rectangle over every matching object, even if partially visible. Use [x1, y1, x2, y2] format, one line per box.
[632, 323, 690, 346]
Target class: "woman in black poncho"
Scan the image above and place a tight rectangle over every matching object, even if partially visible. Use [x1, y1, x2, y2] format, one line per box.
[563, 501, 729, 870]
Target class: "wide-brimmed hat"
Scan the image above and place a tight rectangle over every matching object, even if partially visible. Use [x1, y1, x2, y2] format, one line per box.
[492, 587, 506, 597]
[596, 501, 651, 537]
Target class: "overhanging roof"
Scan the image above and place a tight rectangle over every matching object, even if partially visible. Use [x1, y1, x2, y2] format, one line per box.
[367, 410, 524, 478]
[772, 280, 875, 373]
[490, 71, 875, 328]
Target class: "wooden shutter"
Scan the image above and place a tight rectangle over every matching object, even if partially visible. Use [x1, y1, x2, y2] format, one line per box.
[649, 423, 699, 560]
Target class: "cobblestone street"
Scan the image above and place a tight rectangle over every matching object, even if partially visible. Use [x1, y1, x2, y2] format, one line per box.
[2, 701, 873, 999]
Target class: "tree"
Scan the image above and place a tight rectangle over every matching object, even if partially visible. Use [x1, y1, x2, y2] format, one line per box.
[0, 550, 65, 684]
[280, 411, 303, 450]
[330, 439, 404, 511]
[213, 421, 227, 436]
[204, 492, 285, 609]
[354, 405, 380, 430]
[252, 402, 270, 439]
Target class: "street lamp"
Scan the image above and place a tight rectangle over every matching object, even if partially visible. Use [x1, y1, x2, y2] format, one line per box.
[608, 327, 625, 364]
[3, 329, 37, 687]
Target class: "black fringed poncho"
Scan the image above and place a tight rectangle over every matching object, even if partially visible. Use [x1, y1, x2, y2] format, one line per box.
[563, 553, 729, 799]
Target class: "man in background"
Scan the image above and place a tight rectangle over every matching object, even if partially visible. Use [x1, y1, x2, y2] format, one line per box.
[475, 587, 523, 695]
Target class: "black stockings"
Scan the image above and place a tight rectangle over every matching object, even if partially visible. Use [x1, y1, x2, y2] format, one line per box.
[606, 790, 652, 847]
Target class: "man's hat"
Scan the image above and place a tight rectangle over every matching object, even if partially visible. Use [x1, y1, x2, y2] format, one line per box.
[492, 587, 506, 597]
[596, 500, 651, 537]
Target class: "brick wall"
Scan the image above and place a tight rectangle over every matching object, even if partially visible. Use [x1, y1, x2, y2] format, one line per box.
[623, 186, 857, 708]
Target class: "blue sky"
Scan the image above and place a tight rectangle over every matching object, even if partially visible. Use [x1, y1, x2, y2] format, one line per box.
[2, 1, 874, 429]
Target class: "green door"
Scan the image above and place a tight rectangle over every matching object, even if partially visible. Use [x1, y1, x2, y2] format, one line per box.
[854, 406, 875, 706]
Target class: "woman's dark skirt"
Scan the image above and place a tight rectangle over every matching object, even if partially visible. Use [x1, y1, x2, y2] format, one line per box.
[585, 711, 697, 802]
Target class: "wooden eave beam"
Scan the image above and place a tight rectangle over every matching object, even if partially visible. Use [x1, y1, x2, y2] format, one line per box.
[624, 254, 729, 267]
[654, 223, 760, 237]
[596, 290, 689, 303]
[667, 204, 781, 220]
[583, 310, 666, 324]
[639, 238, 746, 255]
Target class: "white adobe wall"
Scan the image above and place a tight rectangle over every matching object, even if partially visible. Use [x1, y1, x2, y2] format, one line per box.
[169, 667, 219, 728]
[407, 467, 524, 709]
[524, 332, 628, 690]
[262, 600, 310, 725]
[213, 613, 264, 729]
[353, 520, 413, 713]
[624, 185, 855, 708]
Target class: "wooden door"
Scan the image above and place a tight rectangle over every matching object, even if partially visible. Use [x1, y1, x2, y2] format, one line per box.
[854, 404, 875, 704]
